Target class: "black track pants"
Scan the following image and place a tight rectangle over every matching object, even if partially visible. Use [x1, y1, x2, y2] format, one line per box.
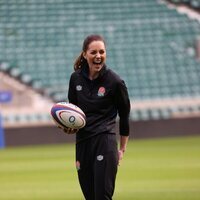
[76, 133, 118, 200]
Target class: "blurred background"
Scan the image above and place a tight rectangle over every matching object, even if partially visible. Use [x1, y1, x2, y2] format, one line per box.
[0, 0, 200, 199]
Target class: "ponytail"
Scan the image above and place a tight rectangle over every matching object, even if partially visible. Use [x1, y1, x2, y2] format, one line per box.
[73, 52, 86, 71]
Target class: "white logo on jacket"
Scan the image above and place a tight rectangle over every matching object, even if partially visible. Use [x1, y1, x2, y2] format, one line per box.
[76, 85, 82, 91]
[97, 155, 104, 161]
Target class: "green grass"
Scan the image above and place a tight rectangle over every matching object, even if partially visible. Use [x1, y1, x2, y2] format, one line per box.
[0, 136, 200, 200]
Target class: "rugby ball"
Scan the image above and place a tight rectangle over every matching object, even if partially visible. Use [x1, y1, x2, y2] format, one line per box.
[50, 102, 86, 129]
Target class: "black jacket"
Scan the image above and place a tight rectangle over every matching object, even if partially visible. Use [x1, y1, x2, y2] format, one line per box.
[68, 64, 130, 143]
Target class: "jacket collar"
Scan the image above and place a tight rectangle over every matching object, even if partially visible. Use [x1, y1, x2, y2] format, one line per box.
[81, 63, 107, 80]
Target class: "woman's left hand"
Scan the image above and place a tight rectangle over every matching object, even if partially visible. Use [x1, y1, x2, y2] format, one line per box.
[118, 150, 124, 166]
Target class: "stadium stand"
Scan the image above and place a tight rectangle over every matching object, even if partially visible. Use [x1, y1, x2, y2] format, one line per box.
[168, 0, 200, 10]
[0, 70, 52, 128]
[0, 0, 200, 142]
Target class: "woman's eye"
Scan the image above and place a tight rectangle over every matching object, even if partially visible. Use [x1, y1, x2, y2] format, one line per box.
[91, 51, 97, 55]
[99, 50, 105, 54]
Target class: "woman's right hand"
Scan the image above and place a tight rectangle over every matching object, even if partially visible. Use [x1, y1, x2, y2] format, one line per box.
[57, 126, 79, 134]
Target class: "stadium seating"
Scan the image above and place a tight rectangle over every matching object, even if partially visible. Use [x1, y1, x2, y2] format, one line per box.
[168, 0, 200, 10]
[0, 0, 200, 122]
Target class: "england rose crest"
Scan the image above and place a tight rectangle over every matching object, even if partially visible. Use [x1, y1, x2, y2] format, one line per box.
[97, 87, 105, 97]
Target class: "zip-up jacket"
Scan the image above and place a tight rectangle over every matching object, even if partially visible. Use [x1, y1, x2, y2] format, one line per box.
[68, 64, 130, 143]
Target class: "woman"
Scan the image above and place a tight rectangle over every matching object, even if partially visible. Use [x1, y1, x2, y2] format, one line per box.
[66, 34, 130, 200]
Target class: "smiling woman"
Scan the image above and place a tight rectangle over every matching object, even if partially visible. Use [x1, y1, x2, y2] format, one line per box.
[59, 34, 131, 200]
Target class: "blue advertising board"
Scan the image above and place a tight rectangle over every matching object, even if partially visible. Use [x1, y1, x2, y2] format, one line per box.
[0, 91, 12, 103]
[0, 91, 11, 148]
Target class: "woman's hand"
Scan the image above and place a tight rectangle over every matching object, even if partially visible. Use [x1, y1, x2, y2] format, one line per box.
[118, 149, 125, 166]
[57, 126, 78, 134]
[118, 135, 129, 166]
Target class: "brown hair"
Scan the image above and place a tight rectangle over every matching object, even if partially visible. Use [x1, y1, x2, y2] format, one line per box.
[73, 34, 106, 71]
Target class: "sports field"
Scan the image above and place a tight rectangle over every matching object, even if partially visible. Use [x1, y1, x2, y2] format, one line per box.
[0, 135, 200, 200]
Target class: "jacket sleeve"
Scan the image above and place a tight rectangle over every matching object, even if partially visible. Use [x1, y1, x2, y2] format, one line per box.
[68, 73, 77, 105]
[114, 79, 131, 136]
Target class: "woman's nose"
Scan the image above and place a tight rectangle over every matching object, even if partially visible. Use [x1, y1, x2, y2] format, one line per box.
[96, 52, 101, 58]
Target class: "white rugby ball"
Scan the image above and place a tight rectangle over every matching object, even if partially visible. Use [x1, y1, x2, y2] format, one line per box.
[50, 102, 86, 129]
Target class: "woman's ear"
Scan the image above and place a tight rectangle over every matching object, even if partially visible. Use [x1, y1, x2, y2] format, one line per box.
[82, 51, 86, 59]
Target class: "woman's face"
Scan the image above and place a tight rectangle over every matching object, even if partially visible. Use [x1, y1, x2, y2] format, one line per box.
[83, 40, 106, 74]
